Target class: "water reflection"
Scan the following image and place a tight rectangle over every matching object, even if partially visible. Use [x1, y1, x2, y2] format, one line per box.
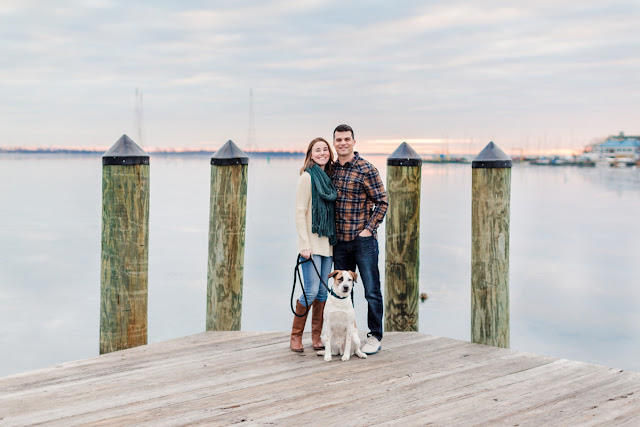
[0, 155, 638, 376]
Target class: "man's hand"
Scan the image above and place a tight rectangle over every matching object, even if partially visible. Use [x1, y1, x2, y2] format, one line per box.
[359, 229, 372, 237]
[300, 249, 312, 259]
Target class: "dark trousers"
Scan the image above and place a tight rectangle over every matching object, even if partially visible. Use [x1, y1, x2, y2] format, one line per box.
[333, 235, 383, 341]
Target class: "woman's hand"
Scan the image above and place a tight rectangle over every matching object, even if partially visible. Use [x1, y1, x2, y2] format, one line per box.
[300, 249, 312, 259]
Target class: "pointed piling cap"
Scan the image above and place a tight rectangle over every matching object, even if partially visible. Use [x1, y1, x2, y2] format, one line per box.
[102, 134, 150, 166]
[387, 141, 422, 166]
[211, 140, 249, 166]
[472, 141, 512, 168]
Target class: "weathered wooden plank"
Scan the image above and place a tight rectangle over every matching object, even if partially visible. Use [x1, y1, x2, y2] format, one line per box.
[0, 333, 345, 419]
[0, 333, 430, 402]
[0, 333, 288, 402]
[0, 332, 276, 392]
[393, 362, 616, 425]
[0, 337, 304, 426]
[502, 370, 640, 426]
[53, 341, 513, 426]
[0, 334, 453, 425]
[4, 331, 433, 400]
[371, 360, 639, 427]
[370, 359, 579, 426]
[475, 369, 635, 425]
[136, 345, 549, 425]
[1, 340, 496, 427]
[1, 332, 638, 426]
[1, 344, 348, 425]
[257, 351, 556, 426]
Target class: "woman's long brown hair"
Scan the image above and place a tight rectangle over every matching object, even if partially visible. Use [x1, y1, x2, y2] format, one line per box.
[300, 137, 335, 175]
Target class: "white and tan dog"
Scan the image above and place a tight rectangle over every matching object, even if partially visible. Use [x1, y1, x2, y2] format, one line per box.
[317, 270, 367, 362]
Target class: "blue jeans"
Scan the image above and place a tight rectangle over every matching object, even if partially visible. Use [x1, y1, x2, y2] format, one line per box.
[298, 255, 331, 306]
[333, 235, 383, 341]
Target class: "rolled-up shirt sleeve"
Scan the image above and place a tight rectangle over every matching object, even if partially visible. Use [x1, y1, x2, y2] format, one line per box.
[364, 167, 388, 233]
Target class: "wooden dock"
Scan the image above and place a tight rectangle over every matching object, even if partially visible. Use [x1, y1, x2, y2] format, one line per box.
[1, 331, 639, 426]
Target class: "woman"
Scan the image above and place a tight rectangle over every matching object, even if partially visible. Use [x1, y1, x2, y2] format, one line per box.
[291, 137, 337, 352]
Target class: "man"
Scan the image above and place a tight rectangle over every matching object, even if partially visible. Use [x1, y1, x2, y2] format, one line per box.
[331, 124, 388, 355]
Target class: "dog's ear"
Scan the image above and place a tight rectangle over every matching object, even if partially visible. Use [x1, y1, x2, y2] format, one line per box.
[349, 271, 358, 282]
[328, 270, 340, 279]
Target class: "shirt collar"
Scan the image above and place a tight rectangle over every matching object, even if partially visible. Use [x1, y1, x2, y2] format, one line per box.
[342, 151, 360, 167]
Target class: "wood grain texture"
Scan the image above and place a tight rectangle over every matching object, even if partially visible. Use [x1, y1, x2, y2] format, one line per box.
[471, 167, 511, 348]
[206, 164, 247, 331]
[100, 164, 149, 354]
[385, 165, 421, 332]
[2, 332, 639, 426]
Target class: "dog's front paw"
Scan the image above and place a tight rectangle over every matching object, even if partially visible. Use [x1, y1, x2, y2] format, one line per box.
[324, 353, 332, 362]
[355, 350, 367, 359]
[341, 354, 351, 362]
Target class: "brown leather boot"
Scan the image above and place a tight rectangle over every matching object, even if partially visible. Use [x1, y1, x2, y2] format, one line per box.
[311, 300, 326, 350]
[290, 301, 309, 352]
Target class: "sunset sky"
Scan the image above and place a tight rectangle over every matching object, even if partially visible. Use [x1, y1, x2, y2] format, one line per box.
[1, 1, 639, 154]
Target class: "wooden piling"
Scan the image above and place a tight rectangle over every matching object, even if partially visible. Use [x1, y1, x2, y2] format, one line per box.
[206, 140, 249, 331]
[471, 141, 512, 348]
[100, 135, 150, 354]
[385, 142, 422, 332]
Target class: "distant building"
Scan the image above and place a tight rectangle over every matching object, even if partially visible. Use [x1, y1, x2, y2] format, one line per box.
[591, 132, 640, 160]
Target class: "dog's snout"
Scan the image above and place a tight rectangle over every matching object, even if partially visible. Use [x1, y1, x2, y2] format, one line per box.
[342, 286, 350, 292]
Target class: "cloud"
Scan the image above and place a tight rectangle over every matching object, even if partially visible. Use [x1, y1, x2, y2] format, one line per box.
[1, 0, 639, 150]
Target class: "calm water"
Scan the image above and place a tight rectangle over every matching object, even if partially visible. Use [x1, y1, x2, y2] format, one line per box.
[1, 154, 639, 377]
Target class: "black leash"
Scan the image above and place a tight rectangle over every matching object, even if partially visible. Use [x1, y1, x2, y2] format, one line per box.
[291, 255, 348, 318]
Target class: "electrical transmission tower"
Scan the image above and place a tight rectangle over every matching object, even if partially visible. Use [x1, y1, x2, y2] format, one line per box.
[247, 88, 256, 152]
[134, 88, 144, 147]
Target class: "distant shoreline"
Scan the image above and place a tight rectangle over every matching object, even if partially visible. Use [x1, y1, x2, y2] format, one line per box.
[0, 148, 304, 157]
[0, 148, 406, 157]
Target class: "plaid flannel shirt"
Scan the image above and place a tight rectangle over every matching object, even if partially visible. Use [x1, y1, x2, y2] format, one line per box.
[331, 152, 388, 242]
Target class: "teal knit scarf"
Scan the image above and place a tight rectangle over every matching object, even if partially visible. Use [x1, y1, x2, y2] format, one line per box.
[307, 164, 338, 246]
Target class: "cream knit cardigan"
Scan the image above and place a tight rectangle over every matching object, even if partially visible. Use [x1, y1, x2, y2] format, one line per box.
[295, 171, 332, 257]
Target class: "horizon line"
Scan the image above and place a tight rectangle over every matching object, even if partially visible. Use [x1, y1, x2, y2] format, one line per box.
[0, 145, 584, 157]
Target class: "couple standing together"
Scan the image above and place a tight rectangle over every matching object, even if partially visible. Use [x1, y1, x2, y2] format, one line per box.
[291, 124, 388, 355]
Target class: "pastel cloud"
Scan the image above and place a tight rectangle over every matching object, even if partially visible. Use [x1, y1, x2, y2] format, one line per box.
[0, 0, 638, 152]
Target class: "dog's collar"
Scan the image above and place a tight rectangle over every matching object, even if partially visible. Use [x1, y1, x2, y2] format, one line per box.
[328, 287, 349, 300]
